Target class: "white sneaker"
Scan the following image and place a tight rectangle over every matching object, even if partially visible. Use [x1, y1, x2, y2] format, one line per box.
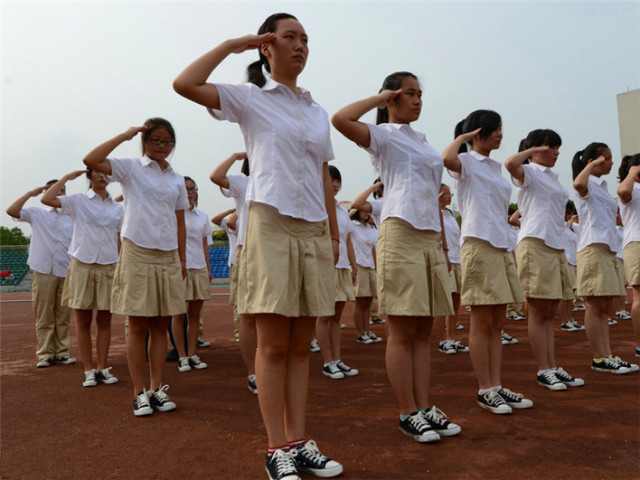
[83, 369, 97, 387]
[177, 357, 191, 372]
[322, 363, 344, 379]
[189, 354, 207, 370]
[310, 339, 321, 352]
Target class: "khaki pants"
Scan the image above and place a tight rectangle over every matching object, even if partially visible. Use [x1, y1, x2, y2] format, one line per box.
[33, 271, 71, 360]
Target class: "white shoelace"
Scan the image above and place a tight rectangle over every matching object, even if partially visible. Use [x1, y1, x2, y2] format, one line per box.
[154, 384, 170, 400]
[540, 370, 560, 384]
[100, 367, 114, 379]
[486, 392, 507, 406]
[424, 406, 448, 426]
[499, 388, 523, 401]
[271, 449, 297, 475]
[409, 413, 432, 433]
[298, 440, 328, 465]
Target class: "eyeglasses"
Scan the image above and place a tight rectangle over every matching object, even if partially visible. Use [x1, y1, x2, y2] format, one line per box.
[186, 187, 198, 193]
[149, 138, 175, 146]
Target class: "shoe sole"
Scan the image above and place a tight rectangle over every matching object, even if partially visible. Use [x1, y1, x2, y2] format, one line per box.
[266, 466, 301, 480]
[322, 372, 344, 379]
[340, 370, 359, 376]
[477, 401, 512, 414]
[399, 426, 441, 443]
[560, 380, 585, 387]
[98, 378, 119, 384]
[432, 425, 462, 436]
[190, 364, 208, 370]
[505, 401, 533, 409]
[152, 404, 176, 412]
[591, 366, 630, 374]
[536, 381, 567, 391]
[83, 381, 97, 387]
[297, 464, 344, 478]
[134, 408, 153, 417]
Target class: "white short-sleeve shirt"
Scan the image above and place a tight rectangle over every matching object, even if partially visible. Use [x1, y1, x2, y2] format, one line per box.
[221, 217, 238, 267]
[563, 223, 578, 266]
[449, 151, 512, 249]
[615, 226, 624, 259]
[364, 123, 443, 231]
[221, 174, 249, 246]
[109, 156, 189, 251]
[14, 207, 72, 276]
[208, 79, 334, 221]
[514, 163, 569, 250]
[350, 221, 376, 269]
[619, 182, 640, 249]
[336, 201, 355, 270]
[185, 207, 213, 270]
[574, 176, 618, 253]
[59, 190, 124, 265]
[442, 209, 461, 264]
[369, 198, 383, 227]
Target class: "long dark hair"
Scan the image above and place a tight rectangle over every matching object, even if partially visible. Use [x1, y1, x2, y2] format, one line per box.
[246, 13, 298, 87]
[618, 153, 640, 182]
[141, 117, 175, 156]
[376, 72, 418, 125]
[518, 129, 562, 163]
[571, 142, 609, 180]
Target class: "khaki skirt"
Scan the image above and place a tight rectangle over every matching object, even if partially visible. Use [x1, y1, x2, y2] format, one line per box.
[623, 242, 640, 285]
[185, 267, 210, 302]
[377, 218, 453, 317]
[460, 237, 525, 306]
[449, 263, 462, 294]
[111, 238, 186, 317]
[576, 243, 626, 297]
[62, 257, 115, 310]
[335, 268, 355, 302]
[516, 238, 574, 300]
[355, 265, 377, 298]
[237, 202, 335, 317]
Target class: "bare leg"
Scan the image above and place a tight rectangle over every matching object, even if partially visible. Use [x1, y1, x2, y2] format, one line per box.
[412, 317, 434, 409]
[127, 316, 150, 396]
[527, 298, 559, 371]
[148, 316, 169, 390]
[385, 315, 419, 414]
[239, 314, 257, 375]
[187, 300, 203, 356]
[469, 305, 497, 389]
[75, 309, 94, 371]
[488, 305, 505, 387]
[171, 314, 187, 358]
[631, 286, 640, 345]
[95, 310, 111, 371]
[584, 296, 611, 358]
[445, 293, 461, 340]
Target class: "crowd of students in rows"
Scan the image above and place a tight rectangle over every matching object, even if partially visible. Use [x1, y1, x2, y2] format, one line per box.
[7, 12, 639, 480]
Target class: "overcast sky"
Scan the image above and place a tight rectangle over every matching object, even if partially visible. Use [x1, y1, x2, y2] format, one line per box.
[2, 1, 639, 236]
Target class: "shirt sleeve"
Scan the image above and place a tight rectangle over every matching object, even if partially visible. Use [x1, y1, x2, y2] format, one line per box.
[514, 164, 533, 189]
[363, 123, 387, 156]
[370, 199, 382, 219]
[116, 204, 125, 232]
[58, 193, 80, 218]
[202, 213, 213, 238]
[174, 175, 189, 211]
[108, 158, 134, 184]
[223, 174, 246, 200]
[206, 83, 253, 124]
[448, 153, 466, 181]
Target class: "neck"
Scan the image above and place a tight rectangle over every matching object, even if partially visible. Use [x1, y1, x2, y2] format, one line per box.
[270, 72, 298, 95]
[473, 146, 491, 157]
[92, 187, 108, 199]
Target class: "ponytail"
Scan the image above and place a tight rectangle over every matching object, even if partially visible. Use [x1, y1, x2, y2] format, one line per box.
[454, 120, 468, 153]
[618, 153, 640, 182]
[246, 60, 267, 88]
[456, 110, 501, 153]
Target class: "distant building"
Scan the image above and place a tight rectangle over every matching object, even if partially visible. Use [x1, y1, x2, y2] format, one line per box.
[617, 89, 640, 156]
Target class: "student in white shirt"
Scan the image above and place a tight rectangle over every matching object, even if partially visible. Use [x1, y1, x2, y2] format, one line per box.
[172, 177, 212, 373]
[174, 13, 342, 480]
[316, 165, 359, 380]
[572, 142, 636, 374]
[559, 202, 585, 332]
[352, 179, 385, 327]
[83, 117, 188, 417]
[617, 154, 640, 358]
[349, 209, 378, 343]
[442, 110, 531, 415]
[505, 129, 584, 391]
[6, 181, 74, 368]
[437, 184, 468, 355]
[41, 168, 124, 388]
[333, 71, 460, 444]
[210, 152, 258, 394]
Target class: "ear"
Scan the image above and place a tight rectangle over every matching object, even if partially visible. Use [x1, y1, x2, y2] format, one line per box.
[260, 43, 270, 59]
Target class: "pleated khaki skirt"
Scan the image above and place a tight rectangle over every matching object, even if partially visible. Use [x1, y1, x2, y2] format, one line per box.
[111, 238, 186, 317]
[355, 265, 377, 298]
[623, 242, 640, 285]
[516, 237, 574, 300]
[576, 243, 626, 297]
[185, 267, 210, 302]
[62, 257, 115, 310]
[448, 263, 462, 294]
[377, 217, 453, 317]
[335, 268, 355, 302]
[237, 202, 335, 318]
[460, 237, 525, 306]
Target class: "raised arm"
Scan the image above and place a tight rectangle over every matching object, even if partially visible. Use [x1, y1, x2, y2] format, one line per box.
[505, 146, 548, 184]
[617, 165, 640, 204]
[211, 208, 236, 226]
[573, 156, 605, 197]
[441, 129, 481, 174]
[210, 152, 247, 189]
[83, 126, 147, 175]
[331, 89, 401, 148]
[6, 186, 48, 219]
[352, 182, 383, 212]
[508, 209, 521, 228]
[41, 170, 87, 208]
[173, 33, 275, 109]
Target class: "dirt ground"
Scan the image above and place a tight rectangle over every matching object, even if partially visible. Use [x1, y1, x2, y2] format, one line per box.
[1, 288, 639, 480]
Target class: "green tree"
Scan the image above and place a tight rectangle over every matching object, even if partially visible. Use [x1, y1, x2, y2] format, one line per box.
[0, 226, 29, 245]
